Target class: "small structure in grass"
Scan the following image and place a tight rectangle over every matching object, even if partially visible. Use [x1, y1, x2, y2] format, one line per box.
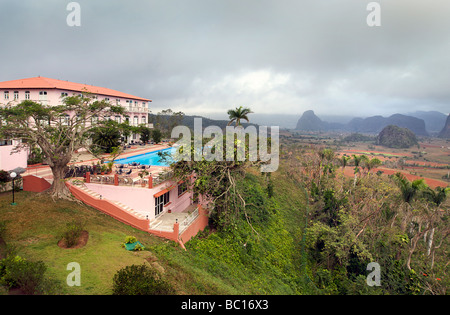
[122, 236, 145, 251]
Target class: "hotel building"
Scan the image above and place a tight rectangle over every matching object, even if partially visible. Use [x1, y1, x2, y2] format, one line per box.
[0, 76, 153, 170]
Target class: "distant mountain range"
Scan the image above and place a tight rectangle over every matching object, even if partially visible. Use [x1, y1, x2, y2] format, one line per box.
[438, 114, 450, 138]
[294, 110, 449, 136]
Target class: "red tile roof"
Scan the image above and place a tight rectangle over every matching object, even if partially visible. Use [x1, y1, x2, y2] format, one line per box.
[0, 76, 151, 102]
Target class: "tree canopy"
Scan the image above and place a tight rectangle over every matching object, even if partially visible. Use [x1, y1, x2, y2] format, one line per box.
[0, 94, 124, 199]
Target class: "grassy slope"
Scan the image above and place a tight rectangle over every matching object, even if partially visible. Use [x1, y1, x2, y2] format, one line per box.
[0, 166, 307, 295]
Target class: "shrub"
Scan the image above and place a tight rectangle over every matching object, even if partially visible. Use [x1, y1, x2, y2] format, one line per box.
[134, 243, 145, 251]
[124, 236, 137, 244]
[61, 220, 84, 248]
[0, 255, 58, 295]
[112, 264, 174, 295]
[0, 170, 10, 183]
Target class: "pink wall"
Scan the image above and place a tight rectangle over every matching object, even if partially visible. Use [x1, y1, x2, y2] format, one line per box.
[85, 181, 192, 221]
[67, 182, 150, 232]
[0, 142, 27, 171]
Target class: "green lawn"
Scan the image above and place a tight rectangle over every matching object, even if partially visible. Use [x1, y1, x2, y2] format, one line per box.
[0, 191, 166, 294]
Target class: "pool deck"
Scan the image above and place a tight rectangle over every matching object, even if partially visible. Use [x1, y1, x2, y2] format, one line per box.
[23, 144, 171, 181]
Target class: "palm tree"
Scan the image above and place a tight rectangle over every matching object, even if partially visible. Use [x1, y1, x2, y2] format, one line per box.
[340, 155, 350, 170]
[352, 154, 363, 187]
[422, 186, 450, 207]
[227, 106, 253, 126]
[393, 172, 426, 205]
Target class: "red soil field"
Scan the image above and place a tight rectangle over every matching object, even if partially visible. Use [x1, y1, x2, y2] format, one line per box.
[404, 160, 448, 167]
[340, 167, 448, 189]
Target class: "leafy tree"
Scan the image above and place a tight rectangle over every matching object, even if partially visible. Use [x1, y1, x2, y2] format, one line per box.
[152, 129, 162, 143]
[352, 154, 364, 187]
[137, 125, 152, 143]
[366, 157, 382, 174]
[340, 155, 350, 170]
[227, 106, 253, 126]
[0, 95, 123, 199]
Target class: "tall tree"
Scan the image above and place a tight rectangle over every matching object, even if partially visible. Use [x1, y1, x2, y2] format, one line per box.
[352, 154, 363, 187]
[89, 120, 122, 153]
[0, 95, 123, 199]
[340, 155, 350, 170]
[393, 173, 426, 205]
[227, 106, 253, 126]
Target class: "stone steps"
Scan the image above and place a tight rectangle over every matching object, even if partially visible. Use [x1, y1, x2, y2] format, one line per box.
[74, 183, 147, 220]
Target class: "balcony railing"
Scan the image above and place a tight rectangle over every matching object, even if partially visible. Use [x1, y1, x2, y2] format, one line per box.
[152, 170, 174, 187]
[123, 106, 149, 114]
[179, 206, 199, 234]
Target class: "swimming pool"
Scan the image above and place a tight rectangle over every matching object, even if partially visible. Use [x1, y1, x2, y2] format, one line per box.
[114, 147, 176, 166]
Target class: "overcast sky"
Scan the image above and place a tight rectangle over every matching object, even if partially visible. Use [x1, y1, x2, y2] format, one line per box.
[1, 0, 449, 119]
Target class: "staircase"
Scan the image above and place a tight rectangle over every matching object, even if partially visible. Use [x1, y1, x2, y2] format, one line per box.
[67, 181, 149, 231]
[73, 183, 147, 220]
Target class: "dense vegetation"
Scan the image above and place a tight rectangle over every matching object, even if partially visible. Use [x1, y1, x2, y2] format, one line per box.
[0, 137, 448, 294]
[284, 144, 448, 294]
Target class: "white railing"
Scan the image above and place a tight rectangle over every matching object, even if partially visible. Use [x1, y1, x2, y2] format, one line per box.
[179, 207, 199, 234]
[152, 170, 174, 187]
[124, 106, 149, 114]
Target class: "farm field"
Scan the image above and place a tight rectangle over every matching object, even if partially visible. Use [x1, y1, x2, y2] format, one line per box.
[282, 132, 450, 189]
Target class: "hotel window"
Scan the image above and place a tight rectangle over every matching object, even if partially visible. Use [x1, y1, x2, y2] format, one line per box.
[39, 91, 48, 101]
[4, 91, 9, 100]
[61, 92, 68, 98]
[155, 191, 170, 217]
[178, 182, 187, 196]
[141, 116, 146, 124]
[135, 101, 138, 106]
[25, 91, 30, 100]
[14, 91, 19, 100]
[115, 116, 121, 123]
[143, 102, 147, 107]
[104, 97, 110, 102]
[133, 116, 138, 126]
[116, 99, 121, 104]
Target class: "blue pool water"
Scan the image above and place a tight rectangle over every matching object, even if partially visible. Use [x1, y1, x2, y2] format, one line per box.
[114, 147, 176, 166]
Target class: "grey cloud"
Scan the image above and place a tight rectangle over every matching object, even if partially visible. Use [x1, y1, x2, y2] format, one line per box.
[1, 0, 449, 117]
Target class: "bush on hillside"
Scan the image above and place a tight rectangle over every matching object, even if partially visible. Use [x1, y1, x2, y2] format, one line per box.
[112, 264, 174, 295]
[60, 220, 85, 248]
